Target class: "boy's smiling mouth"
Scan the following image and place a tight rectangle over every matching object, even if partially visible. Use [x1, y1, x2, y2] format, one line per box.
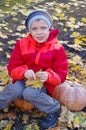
[37, 36, 44, 40]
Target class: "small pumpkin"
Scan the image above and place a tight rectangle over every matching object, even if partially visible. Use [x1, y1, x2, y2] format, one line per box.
[52, 80, 86, 111]
[13, 98, 34, 111]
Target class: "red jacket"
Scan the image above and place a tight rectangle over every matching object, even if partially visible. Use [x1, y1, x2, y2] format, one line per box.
[7, 29, 68, 95]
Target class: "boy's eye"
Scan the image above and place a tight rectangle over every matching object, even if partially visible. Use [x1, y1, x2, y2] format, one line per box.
[31, 27, 37, 31]
[31, 26, 48, 31]
[41, 26, 47, 29]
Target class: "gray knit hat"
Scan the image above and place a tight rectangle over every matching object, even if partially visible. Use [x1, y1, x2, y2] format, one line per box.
[25, 10, 53, 31]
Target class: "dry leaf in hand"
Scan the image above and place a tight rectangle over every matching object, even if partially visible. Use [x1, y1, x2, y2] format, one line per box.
[25, 78, 43, 89]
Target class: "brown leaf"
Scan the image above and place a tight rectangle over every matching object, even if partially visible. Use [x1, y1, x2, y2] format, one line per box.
[0, 112, 16, 120]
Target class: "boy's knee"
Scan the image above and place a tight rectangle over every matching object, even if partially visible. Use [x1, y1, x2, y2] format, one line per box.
[23, 87, 40, 100]
[7, 80, 25, 97]
[12, 80, 24, 93]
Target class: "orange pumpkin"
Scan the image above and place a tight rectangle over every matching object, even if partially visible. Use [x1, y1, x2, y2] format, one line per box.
[52, 80, 86, 111]
[13, 98, 34, 111]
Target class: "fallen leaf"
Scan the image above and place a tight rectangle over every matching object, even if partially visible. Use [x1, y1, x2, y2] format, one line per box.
[81, 17, 86, 23]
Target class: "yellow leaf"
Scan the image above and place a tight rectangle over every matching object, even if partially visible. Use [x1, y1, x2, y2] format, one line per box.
[66, 22, 75, 29]
[73, 116, 80, 127]
[73, 65, 82, 71]
[59, 16, 67, 21]
[62, 5, 70, 10]
[81, 37, 86, 42]
[0, 69, 10, 87]
[26, 79, 43, 89]
[4, 121, 13, 130]
[73, 112, 86, 127]
[74, 35, 86, 45]
[17, 25, 25, 31]
[71, 32, 80, 38]
[68, 59, 74, 67]
[0, 47, 3, 51]
[63, 28, 67, 32]
[71, 56, 81, 65]
[0, 32, 8, 39]
[26, 70, 43, 89]
[34, 124, 40, 130]
[55, 13, 64, 17]
[74, 38, 83, 44]
[22, 115, 28, 124]
[0, 69, 8, 79]
[2, 77, 9, 85]
[52, 16, 58, 20]
[8, 40, 15, 44]
[81, 69, 86, 75]
[3, 107, 9, 112]
[25, 124, 32, 130]
[69, 17, 75, 23]
[6, 52, 10, 58]
[81, 17, 86, 23]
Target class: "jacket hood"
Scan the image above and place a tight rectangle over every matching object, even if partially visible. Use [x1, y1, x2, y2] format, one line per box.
[47, 29, 59, 41]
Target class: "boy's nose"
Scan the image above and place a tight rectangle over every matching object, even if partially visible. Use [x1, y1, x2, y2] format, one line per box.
[37, 29, 42, 34]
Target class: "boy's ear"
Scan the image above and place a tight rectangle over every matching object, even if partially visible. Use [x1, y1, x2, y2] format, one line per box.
[49, 27, 54, 31]
[49, 27, 53, 31]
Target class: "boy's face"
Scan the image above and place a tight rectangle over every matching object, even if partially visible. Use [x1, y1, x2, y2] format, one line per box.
[30, 19, 50, 43]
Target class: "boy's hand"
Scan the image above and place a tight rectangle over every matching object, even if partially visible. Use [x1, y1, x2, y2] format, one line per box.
[36, 71, 48, 82]
[24, 70, 36, 80]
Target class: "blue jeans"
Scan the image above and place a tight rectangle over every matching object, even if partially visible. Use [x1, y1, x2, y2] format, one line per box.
[0, 80, 60, 113]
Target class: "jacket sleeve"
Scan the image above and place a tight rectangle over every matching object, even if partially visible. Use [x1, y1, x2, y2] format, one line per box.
[7, 41, 28, 80]
[46, 45, 68, 86]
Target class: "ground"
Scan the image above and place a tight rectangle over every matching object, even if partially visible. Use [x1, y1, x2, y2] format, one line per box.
[0, 0, 86, 130]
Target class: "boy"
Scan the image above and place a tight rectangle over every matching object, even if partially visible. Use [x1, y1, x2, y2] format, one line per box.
[0, 10, 68, 128]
